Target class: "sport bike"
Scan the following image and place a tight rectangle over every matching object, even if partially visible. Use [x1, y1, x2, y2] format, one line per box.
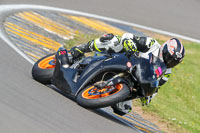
[32, 49, 166, 109]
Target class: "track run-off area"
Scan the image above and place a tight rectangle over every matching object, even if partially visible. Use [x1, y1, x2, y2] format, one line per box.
[0, 4, 199, 133]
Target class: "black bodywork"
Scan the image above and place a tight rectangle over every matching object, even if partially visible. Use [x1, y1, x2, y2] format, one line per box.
[51, 51, 166, 100]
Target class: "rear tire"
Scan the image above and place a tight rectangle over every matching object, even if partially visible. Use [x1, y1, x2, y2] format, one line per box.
[32, 53, 55, 84]
[76, 84, 130, 109]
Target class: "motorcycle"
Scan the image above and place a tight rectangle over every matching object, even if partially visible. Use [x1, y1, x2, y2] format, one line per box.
[32, 49, 166, 109]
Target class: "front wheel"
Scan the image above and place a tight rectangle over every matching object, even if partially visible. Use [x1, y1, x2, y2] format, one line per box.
[32, 53, 56, 84]
[76, 83, 130, 109]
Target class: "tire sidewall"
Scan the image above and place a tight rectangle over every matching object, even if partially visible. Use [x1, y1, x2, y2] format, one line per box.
[32, 53, 55, 84]
[76, 84, 130, 109]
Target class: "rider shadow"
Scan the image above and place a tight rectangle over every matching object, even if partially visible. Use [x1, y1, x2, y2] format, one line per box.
[48, 84, 132, 127]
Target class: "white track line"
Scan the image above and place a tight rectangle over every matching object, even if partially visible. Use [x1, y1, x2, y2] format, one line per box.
[0, 4, 199, 64]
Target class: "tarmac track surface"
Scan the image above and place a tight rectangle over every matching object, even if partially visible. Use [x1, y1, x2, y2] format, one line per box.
[0, 1, 199, 133]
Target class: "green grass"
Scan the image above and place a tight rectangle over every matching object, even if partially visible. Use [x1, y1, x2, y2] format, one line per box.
[64, 33, 100, 49]
[65, 34, 200, 132]
[143, 40, 200, 133]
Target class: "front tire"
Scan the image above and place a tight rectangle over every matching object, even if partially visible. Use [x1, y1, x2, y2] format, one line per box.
[32, 53, 55, 84]
[76, 83, 130, 109]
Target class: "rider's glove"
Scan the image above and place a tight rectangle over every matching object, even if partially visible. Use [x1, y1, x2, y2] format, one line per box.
[70, 47, 84, 59]
[140, 92, 157, 106]
[140, 96, 151, 106]
[122, 39, 137, 52]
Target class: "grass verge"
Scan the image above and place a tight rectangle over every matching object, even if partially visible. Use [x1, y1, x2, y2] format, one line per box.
[64, 33, 100, 49]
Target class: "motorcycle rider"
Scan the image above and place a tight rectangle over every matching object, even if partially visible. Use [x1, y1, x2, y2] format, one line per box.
[59, 33, 185, 115]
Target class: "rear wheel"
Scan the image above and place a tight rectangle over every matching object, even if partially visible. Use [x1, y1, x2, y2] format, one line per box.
[32, 53, 56, 84]
[76, 83, 130, 109]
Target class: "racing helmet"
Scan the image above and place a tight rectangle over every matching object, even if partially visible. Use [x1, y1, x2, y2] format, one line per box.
[160, 38, 185, 68]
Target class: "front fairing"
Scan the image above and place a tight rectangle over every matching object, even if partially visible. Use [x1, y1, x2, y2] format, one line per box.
[52, 53, 131, 96]
[52, 52, 165, 98]
[133, 54, 167, 97]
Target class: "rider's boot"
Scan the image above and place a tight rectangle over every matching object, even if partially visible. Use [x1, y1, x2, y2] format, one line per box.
[111, 100, 132, 116]
[70, 46, 85, 59]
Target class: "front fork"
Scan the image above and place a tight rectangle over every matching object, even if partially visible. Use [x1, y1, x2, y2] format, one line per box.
[94, 73, 132, 91]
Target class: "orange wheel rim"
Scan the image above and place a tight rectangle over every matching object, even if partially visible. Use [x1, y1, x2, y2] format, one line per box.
[38, 55, 56, 69]
[82, 84, 123, 99]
